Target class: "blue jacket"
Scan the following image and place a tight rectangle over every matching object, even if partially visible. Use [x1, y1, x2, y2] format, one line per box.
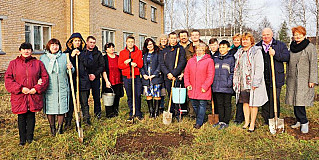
[212, 52, 235, 94]
[140, 51, 164, 85]
[256, 38, 290, 88]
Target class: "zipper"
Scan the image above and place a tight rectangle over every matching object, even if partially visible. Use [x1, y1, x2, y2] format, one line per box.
[57, 69, 60, 114]
[26, 62, 29, 111]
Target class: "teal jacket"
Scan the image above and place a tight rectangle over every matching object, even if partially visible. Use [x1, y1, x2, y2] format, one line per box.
[40, 51, 72, 114]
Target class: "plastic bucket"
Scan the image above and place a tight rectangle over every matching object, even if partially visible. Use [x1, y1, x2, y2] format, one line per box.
[172, 87, 186, 104]
[102, 88, 116, 106]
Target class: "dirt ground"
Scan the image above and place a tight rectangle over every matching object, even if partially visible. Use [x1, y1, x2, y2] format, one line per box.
[114, 129, 194, 159]
[284, 117, 319, 140]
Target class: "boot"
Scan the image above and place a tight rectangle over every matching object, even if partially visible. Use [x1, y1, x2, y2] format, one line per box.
[291, 122, 301, 129]
[147, 100, 154, 118]
[86, 118, 92, 126]
[56, 124, 63, 134]
[64, 119, 72, 130]
[50, 125, 56, 137]
[301, 122, 309, 134]
[105, 106, 113, 118]
[154, 100, 161, 118]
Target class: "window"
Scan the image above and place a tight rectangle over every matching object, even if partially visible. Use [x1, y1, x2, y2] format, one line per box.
[102, 29, 115, 48]
[25, 23, 51, 51]
[151, 6, 157, 22]
[139, 1, 146, 19]
[139, 35, 146, 49]
[123, 32, 133, 48]
[123, 0, 132, 14]
[102, 0, 115, 8]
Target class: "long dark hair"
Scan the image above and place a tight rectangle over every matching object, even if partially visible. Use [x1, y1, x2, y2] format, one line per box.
[142, 38, 159, 54]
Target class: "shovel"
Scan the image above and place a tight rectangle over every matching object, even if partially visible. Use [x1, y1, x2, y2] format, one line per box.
[269, 54, 284, 134]
[208, 99, 219, 125]
[66, 53, 84, 143]
[163, 79, 174, 125]
[129, 65, 136, 124]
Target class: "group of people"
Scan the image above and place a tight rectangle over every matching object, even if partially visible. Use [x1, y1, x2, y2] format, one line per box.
[4, 25, 317, 146]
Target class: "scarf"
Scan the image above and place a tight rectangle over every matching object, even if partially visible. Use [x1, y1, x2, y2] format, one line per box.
[45, 50, 62, 74]
[290, 39, 310, 53]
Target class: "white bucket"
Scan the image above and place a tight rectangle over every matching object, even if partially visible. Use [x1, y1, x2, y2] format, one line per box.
[102, 88, 116, 106]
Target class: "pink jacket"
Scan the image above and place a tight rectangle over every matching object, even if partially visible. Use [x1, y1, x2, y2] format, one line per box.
[184, 54, 215, 100]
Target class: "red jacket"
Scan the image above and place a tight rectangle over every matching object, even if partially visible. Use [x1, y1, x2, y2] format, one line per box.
[5, 56, 49, 114]
[118, 45, 143, 78]
[184, 54, 215, 100]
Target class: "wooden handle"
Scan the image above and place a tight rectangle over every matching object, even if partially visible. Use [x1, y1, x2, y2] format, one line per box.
[211, 99, 215, 115]
[270, 55, 278, 117]
[132, 65, 135, 116]
[76, 55, 80, 112]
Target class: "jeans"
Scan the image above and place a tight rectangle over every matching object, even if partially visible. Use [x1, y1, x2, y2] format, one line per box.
[18, 111, 35, 143]
[190, 99, 207, 126]
[90, 78, 101, 116]
[123, 76, 143, 117]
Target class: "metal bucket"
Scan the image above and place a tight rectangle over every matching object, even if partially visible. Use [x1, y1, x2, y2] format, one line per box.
[172, 87, 186, 104]
[102, 88, 116, 106]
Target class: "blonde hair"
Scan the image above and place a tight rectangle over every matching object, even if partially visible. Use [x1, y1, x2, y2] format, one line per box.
[233, 33, 242, 40]
[156, 34, 168, 46]
[242, 32, 255, 45]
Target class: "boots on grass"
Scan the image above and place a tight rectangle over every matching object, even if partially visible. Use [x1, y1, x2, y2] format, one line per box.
[147, 100, 154, 118]
[56, 124, 63, 134]
[154, 100, 161, 118]
[301, 122, 309, 134]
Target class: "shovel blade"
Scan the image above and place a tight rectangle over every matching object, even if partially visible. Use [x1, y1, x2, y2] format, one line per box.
[208, 114, 219, 125]
[163, 111, 172, 125]
[269, 118, 285, 134]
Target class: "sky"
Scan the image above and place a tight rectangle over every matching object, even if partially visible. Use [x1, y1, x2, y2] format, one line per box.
[170, 0, 317, 36]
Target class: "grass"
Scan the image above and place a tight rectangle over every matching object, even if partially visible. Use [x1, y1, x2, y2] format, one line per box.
[0, 80, 318, 159]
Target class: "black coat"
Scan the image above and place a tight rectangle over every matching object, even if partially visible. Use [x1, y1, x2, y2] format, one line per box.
[256, 38, 290, 88]
[140, 51, 164, 85]
[82, 46, 105, 78]
[159, 44, 187, 81]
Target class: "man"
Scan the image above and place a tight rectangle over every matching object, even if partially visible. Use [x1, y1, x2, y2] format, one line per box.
[160, 32, 187, 121]
[118, 36, 144, 121]
[178, 30, 191, 49]
[209, 37, 219, 58]
[256, 28, 290, 125]
[64, 33, 87, 128]
[83, 36, 105, 119]
[185, 30, 210, 60]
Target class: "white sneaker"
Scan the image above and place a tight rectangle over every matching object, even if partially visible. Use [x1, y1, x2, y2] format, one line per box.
[291, 122, 301, 129]
[301, 122, 309, 134]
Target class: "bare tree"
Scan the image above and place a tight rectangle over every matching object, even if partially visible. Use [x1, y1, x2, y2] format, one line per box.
[164, 0, 177, 33]
[177, 0, 198, 30]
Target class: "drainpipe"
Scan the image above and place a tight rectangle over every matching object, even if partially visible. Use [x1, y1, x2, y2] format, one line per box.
[70, 0, 73, 34]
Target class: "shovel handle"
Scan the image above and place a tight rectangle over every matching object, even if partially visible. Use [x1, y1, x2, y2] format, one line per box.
[270, 55, 278, 117]
[167, 79, 175, 112]
[132, 65, 135, 117]
[211, 99, 215, 115]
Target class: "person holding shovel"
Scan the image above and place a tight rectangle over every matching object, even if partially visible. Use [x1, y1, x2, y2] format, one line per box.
[5, 42, 49, 146]
[233, 32, 268, 132]
[184, 43, 215, 129]
[118, 35, 144, 121]
[102, 43, 124, 118]
[141, 38, 163, 118]
[40, 38, 73, 136]
[160, 32, 187, 121]
[286, 26, 318, 134]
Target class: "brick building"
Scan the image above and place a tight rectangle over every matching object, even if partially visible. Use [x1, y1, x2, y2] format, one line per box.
[0, 0, 164, 72]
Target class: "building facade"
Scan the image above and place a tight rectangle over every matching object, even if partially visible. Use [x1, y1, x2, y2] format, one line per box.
[0, 0, 164, 72]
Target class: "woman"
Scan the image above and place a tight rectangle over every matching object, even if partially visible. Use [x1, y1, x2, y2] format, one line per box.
[286, 26, 318, 134]
[184, 43, 215, 129]
[5, 42, 49, 146]
[102, 43, 124, 118]
[230, 33, 242, 56]
[157, 34, 169, 113]
[233, 32, 268, 132]
[40, 38, 73, 136]
[141, 38, 163, 118]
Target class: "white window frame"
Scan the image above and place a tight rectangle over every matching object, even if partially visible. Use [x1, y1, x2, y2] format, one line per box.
[102, 0, 115, 8]
[139, 34, 147, 49]
[151, 6, 157, 22]
[123, 0, 132, 14]
[123, 31, 134, 48]
[102, 29, 115, 49]
[25, 23, 51, 51]
[139, 1, 146, 19]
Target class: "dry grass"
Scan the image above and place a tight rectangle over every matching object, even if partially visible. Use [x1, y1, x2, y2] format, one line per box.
[0, 80, 318, 159]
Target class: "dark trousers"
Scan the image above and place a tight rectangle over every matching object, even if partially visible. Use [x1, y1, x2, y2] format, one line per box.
[123, 76, 143, 117]
[213, 93, 232, 124]
[90, 78, 101, 116]
[18, 111, 35, 143]
[105, 96, 121, 117]
[262, 86, 281, 123]
[164, 80, 179, 116]
[294, 106, 308, 124]
[212, 93, 219, 114]
[235, 103, 244, 123]
[79, 90, 90, 120]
